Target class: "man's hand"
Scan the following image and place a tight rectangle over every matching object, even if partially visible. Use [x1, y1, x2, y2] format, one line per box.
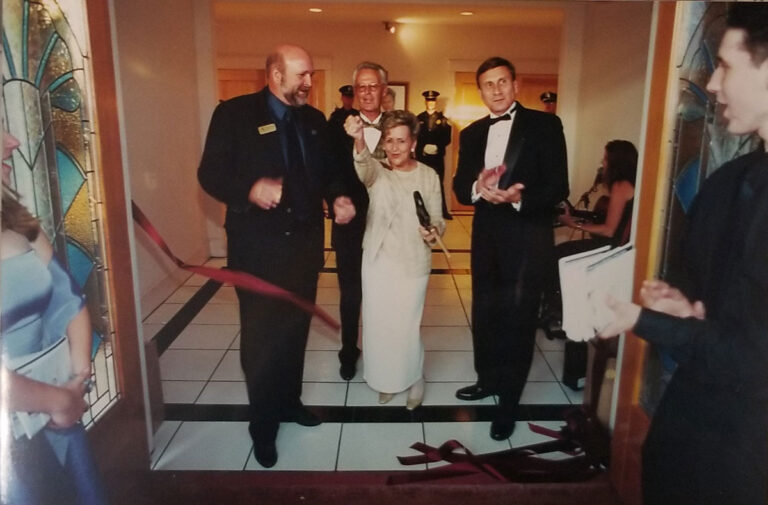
[48, 369, 89, 429]
[480, 183, 525, 204]
[249, 177, 284, 210]
[597, 295, 641, 339]
[333, 196, 356, 224]
[640, 280, 706, 319]
[344, 115, 365, 141]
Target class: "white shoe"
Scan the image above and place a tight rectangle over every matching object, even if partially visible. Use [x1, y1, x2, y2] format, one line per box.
[406, 378, 425, 411]
[379, 392, 395, 404]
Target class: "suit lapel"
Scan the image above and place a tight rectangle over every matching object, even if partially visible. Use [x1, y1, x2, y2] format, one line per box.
[499, 104, 526, 189]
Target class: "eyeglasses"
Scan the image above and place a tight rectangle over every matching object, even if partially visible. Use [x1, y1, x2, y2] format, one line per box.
[355, 83, 381, 94]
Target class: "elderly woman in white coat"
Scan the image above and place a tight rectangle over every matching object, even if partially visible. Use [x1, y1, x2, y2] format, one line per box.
[344, 110, 445, 409]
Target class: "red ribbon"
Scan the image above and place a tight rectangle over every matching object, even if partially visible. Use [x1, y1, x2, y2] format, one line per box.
[131, 201, 340, 330]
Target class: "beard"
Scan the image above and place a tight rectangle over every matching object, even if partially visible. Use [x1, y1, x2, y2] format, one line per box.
[282, 80, 310, 107]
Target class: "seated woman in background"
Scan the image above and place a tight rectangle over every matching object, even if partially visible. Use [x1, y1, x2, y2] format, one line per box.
[2, 131, 106, 505]
[344, 110, 445, 410]
[558, 139, 637, 248]
[541, 139, 637, 340]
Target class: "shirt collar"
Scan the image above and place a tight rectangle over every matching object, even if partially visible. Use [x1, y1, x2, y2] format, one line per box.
[360, 112, 383, 125]
[266, 89, 290, 121]
[489, 102, 517, 119]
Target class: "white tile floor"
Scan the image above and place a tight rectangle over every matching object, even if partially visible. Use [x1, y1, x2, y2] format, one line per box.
[148, 216, 584, 471]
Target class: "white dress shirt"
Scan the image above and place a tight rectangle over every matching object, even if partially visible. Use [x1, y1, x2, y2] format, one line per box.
[361, 112, 383, 154]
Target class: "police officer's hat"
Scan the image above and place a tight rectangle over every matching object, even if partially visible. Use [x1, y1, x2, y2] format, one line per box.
[422, 90, 440, 101]
[339, 85, 354, 97]
[540, 91, 557, 103]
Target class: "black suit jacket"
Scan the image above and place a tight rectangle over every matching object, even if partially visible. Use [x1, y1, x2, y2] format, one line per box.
[453, 103, 569, 230]
[635, 150, 768, 398]
[198, 87, 344, 277]
[326, 115, 370, 244]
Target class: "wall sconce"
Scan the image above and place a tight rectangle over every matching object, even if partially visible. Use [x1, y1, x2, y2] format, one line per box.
[383, 21, 396, 34]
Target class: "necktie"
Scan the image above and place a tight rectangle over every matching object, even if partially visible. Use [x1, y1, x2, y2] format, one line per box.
[284, 109, 311, 220]
[489, 113, 511, 126]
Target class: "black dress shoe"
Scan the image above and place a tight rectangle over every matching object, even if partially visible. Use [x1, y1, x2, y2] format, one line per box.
[339, 362, 357, 381]
[455, 384, 494, 401]
[444, 213, 454, 220]
[284, 405, 321, 427]
[253, 440, 278, 468]
[490, 418, 516, 441]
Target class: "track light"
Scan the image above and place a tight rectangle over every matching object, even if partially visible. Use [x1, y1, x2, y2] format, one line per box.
[384, 21, 396, 34]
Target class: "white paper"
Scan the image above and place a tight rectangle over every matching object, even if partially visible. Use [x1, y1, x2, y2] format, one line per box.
[6, 337, 71, 439]
[559, 244, 635, 341]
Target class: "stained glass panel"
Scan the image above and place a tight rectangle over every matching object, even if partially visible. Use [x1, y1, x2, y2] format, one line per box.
[2, 0, 119, 426]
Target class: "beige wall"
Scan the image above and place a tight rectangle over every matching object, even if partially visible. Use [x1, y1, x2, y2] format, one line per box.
[112, 0, 210, 315]
[570, 2, 653, 198]
[215, 20, 561, 116]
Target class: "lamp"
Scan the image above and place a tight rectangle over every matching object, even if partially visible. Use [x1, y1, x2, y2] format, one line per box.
[383, 21, 396, 34]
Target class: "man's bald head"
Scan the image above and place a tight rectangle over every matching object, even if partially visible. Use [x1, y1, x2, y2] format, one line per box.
[267, 44, 314, 107]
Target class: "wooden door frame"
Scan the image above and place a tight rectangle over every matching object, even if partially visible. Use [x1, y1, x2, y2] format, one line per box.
[85, 0, 150, 497]
[609, 3, 676, 504]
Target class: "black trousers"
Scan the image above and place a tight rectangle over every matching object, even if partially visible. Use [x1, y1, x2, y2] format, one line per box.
[332, 224, 363, 367]
[642, 374, 768, 505]
[470, 221, 548, 421]
[233, 233, 319, 444]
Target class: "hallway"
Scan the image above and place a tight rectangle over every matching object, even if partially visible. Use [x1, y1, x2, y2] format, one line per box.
[144, 215, 582, 472]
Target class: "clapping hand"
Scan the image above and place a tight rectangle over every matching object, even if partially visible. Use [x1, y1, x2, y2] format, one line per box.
[640, 280, 706, 319]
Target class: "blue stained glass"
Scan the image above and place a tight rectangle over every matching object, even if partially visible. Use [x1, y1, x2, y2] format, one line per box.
[50, 73, 81, 112]
[57, 147, 84, 213]
[674, 157, 700, 214]
[65, 240, 94, 289]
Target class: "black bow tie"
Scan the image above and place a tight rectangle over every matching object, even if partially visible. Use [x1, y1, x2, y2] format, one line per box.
[489, 113, 511, 126]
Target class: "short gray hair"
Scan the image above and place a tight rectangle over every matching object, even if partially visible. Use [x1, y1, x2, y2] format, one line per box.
[352, 61, 388, 85]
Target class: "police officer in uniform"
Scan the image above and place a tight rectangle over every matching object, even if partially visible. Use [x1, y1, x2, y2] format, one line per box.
[416, 90, 452, 219]
[329, 85, 358, 127]
[540, 91, 557, 114]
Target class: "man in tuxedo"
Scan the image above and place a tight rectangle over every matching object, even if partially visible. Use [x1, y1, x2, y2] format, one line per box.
[328, 61, 389, 380]
[416, 90, 453, 219]
[453, 56, 569, 440]
[600, 4, 768, 504]
[198, 44, 355, 468]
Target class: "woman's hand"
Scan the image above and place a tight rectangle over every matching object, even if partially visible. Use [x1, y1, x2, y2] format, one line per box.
[557, 203, 575, 227]
[48, 369, 89, 429]
[419, 225, 438, 244]
[344, 115, 365, 141]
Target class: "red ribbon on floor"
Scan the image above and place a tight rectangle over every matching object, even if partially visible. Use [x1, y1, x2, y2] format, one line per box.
[131, 201, 340, 330]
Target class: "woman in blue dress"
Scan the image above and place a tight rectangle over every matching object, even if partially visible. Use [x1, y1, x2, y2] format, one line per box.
[2, 131, 106, 505]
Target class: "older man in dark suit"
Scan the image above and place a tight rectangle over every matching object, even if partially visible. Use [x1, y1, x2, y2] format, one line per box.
[453, 56, 569, 441]
[198, 44, 355, 468]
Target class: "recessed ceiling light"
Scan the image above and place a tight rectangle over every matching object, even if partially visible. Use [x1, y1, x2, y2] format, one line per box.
[460, 11, 474, 16]
[309, 8, 322, 13]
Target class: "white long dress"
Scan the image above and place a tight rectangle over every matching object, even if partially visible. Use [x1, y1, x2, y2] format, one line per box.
[353, 149, 445, 393]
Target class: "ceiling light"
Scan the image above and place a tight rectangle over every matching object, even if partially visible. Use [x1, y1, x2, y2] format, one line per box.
[309, 8, 322, 13]
[384, 21, 396, 34]
[460, 11, 474, 16]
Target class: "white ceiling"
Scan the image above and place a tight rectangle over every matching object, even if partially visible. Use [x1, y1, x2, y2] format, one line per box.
[213, 1, 566, 27]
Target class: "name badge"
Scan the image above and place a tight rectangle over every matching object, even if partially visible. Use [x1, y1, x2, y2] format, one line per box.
[258, 123, 277, 135]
